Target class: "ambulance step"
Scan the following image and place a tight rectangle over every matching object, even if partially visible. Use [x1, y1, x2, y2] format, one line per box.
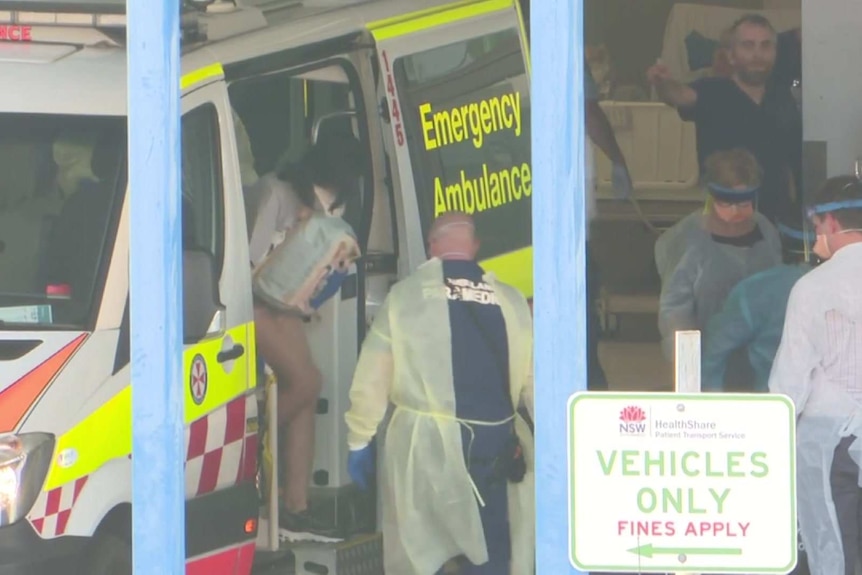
[289, 532, 383, 575]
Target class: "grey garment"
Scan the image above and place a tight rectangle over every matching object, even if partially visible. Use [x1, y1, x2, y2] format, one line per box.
[830, 436, 862, 575]
[655, 211, 704, 284]
[657, 211, 782, 359]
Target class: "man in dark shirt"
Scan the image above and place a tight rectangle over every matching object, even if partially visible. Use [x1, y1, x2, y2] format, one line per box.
[647, 14, 802, 227]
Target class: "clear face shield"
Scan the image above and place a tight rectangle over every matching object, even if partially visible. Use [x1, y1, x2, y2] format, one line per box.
[777, 221, 815, 264]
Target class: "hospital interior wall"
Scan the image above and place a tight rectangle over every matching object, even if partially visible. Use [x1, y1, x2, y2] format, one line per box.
[802, 0, 862, 179]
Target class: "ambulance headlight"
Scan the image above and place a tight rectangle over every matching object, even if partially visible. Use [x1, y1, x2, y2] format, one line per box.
[0, 433, 55, 527]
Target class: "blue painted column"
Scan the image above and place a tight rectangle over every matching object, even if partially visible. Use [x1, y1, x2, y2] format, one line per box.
[128, 0, 186, 572]
[532, 0, 586, 573]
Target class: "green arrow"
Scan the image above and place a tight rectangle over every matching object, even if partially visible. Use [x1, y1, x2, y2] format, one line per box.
[628, 544, 743, 559]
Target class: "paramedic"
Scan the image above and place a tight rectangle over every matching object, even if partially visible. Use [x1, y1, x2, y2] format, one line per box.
[647, 14, 802, 226]
[344, 212, 534, 575]
[701, 216, 812, 392]
[656, 148, 781, 361]
[249, 133, 364, 538]
[769, 176, 862, 575]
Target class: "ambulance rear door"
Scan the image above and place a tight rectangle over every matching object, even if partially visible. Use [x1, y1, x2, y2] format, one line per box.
[368, 0, 532, 296]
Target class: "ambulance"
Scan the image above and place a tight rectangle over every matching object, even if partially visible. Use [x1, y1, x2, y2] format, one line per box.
[0, 0, 531, 572]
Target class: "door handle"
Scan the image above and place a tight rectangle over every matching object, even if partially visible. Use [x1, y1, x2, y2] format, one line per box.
[217, 344, 245, 363]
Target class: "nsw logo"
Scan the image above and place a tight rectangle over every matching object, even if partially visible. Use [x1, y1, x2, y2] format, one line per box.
[619, 405, 647, 435]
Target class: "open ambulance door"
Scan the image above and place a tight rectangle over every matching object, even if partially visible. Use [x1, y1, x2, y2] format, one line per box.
[224, 41, 381, 546]
[368, 0, 533, 298]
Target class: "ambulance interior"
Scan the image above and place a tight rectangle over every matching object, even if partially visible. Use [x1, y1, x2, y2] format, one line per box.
[0, 115, 125, 329]
[585, 0, 802, 392]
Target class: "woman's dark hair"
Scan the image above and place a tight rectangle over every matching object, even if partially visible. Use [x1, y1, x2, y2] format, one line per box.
[307, 132, 365, 212]
[275, 132, 365, 213]
[275, 161, 316, 208]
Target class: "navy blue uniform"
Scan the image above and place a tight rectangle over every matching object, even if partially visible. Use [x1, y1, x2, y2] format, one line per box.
[440, 260, 513, 574]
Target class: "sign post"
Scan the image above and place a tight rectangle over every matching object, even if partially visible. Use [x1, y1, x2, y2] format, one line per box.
[128, 0, 186, 572]
[567, 391, 797, 573]
[533, 0, 587, 573]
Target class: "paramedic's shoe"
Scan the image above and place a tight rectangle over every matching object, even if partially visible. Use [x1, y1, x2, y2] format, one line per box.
[278, 509, 343, 543]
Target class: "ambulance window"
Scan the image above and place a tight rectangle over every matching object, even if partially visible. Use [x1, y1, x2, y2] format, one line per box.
[0, 114, 126, 330]
[393, 29, 530, 261]
[182, 104, 224, 272]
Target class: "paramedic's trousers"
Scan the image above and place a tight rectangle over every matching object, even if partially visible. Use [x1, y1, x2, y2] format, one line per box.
[436, 426, 512, 575]
[831, 435, 862, 575]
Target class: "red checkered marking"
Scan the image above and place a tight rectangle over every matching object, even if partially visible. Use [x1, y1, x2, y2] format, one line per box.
[26, 393, 258, 540]
[27, 476, 88, 538]
[184, 393, 257, 498]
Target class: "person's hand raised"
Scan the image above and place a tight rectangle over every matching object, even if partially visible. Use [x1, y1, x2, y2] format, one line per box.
[646, 60, 672, 85]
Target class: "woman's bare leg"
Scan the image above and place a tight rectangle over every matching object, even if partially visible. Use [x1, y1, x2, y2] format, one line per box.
[254, 304, 322, 513]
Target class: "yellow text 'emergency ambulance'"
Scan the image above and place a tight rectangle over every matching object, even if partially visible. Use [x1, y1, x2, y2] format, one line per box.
[0, 0, 531, 572]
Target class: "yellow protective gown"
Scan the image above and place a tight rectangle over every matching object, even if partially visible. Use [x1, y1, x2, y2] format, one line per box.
[345, 257, 534, 575]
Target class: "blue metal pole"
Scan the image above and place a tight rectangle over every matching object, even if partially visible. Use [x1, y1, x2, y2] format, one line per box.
[128, 0, 185, 572]
[532, 0, 586, 573]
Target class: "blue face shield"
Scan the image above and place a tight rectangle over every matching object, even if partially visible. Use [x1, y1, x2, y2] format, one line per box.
[805, 198, 862, 219]
[706, 182, 759, 205]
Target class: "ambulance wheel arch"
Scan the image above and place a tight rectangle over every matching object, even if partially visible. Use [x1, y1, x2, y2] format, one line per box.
[369, 0, 532, 296]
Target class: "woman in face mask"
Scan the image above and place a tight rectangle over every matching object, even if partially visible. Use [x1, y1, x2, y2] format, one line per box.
[656, 148, 783, 361]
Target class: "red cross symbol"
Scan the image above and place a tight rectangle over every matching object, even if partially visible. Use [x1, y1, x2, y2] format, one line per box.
[191, 356, 207, 404]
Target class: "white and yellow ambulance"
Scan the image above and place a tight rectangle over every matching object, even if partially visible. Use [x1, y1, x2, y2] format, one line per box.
[0, 0, 531, 572]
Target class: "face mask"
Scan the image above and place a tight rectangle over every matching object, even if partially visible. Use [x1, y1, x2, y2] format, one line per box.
[813, 234, 831, 260]
[813, 229, 862, 260]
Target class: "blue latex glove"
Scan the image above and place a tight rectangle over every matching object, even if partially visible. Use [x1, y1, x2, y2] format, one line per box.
[611, 162, 633, 200]
[309, 269, 348, 310]
[347, 442, 375, 491]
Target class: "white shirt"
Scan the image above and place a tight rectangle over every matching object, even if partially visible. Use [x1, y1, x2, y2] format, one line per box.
[246, 172, 345, 268]
[769, 242, 862, 418]
[247, 173, 303, 267]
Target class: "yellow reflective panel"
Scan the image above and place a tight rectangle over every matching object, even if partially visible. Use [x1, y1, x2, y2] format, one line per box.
[368, 0, 513, 42]
[481, 245, 532, 299]
[184, 324, 251, 422]
[44, 323, 252, 490]
[44, 385, 131, 491]
[180, 63, 224, 91]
